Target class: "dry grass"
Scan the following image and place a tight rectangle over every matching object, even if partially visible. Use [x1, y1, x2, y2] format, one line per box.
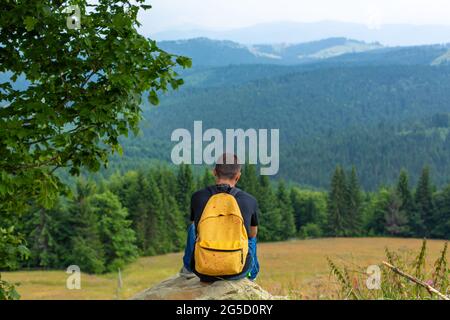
[2, 237, 448, 300]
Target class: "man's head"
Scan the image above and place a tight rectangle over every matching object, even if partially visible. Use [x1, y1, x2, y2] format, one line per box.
[213, 153, 241, 186]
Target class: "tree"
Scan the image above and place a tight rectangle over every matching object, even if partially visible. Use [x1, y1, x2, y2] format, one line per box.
[431, 185, 450, 239]
[176, 164, 195, 222]
[383, 190, 409, 236]
[0, 227, 28, 299]
[238, 165, 259, 196]
[0, 1, 190, 294]
[414, 167, 435, 237]
[68, 180, 106, 274]
[0, 0, 190, 211]
[23, 205, 61, 268]
[201, 168, 215, 189]
[132, 171, 151, 251]
[291, 188, 327, 237]
[254, 175, 283, 241]
[90, 191, 139, 272]
[157, 170, 186, 252]
[291, 189, 312, 231]
[327, 166, 348, 236]
[142, 173, 165, 255]
[276, 180, 296, 239]
[396, 169, 414, 236]
[346, 166, 363, 236]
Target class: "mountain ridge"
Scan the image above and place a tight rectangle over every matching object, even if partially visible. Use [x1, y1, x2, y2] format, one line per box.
[153, 20, 450, 46]
[159, 37, 449, 67]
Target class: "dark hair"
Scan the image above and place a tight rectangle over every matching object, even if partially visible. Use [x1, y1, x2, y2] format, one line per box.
[214, 153, 241, 179]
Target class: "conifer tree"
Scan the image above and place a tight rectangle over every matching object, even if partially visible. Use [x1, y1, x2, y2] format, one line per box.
[201, 168, 215, 188]
[277, 181, 297, 239]
[414, 167, 434, 237]
[396, 169, 414, 235]
[133, 171, 151, 251]
[238, 165, 259, 196]
[327, 166, 348, 236]
[158, 171, 186, 252]
[384, 189, 409, 236]
[194, 174, 203, 191]
[23, 204, 62, 268]
[432, 185, 450, 238]
[69, 180, 106, 274]
[143, 173, 164, 255]
[176, 164, 195, 222]
[255, 175, 283, 241]
[346, 167, 363, 236]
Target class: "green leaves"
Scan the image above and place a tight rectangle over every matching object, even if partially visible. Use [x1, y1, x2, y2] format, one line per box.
[176, 56, 193, 69]
[170, 78, 184, 90]
[23, 16, 37, 31]
[0, 227, 30, 271]
[148, 90, 159, 106]
[112, 13, 130, 29]
[1, 1, 191, 298]
[1, 0, 190, 213]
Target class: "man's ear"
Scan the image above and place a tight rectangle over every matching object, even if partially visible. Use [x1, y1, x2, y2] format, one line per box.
[213, 168, 217, 177]
[235, 172, 241, 182]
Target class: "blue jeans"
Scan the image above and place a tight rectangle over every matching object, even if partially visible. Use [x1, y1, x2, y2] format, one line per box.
[182, 224, 260, 280]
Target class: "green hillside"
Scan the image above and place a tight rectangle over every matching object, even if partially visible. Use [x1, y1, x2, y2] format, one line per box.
[114, 64, 450, 189]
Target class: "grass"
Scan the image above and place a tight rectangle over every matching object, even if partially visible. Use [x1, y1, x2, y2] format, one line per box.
[2, 237, 448, 300]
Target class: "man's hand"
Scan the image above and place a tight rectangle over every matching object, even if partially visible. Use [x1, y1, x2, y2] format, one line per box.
[249, 226, 258, 238]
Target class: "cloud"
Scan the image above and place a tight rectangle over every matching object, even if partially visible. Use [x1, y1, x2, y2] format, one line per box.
[138, 0, 450, 36]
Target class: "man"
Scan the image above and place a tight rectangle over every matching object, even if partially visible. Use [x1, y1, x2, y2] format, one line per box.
[180, 153, 260, 281]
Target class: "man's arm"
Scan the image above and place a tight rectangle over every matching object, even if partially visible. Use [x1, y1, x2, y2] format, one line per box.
[249, 201, 259, 238]
[190, 193, 196, 226]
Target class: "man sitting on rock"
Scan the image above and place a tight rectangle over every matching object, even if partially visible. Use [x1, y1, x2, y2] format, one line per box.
[180, 153, 260, 282]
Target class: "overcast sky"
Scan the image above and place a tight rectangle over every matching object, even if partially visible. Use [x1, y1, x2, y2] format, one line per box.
[139, 0, 450, 33]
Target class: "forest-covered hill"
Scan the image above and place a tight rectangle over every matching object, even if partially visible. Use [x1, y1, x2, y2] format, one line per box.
[115, 64, 450, 189]
[3, 39, 450, 189]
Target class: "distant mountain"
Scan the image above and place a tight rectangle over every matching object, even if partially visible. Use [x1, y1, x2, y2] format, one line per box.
[159, 37, 382, 66]
[325, 44, 450, 66]
[153, 21, 450, 46]
[159, 37, 450, 67]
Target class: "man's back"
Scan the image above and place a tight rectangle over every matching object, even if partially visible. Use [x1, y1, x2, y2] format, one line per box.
[181, 154, 260, 281]
[190, 184, 259, 237]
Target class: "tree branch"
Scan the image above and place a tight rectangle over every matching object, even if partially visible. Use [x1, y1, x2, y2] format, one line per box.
[382, 261, 449, 300]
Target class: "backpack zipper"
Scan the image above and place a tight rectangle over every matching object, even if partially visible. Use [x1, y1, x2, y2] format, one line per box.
[200, 247, 244, 264]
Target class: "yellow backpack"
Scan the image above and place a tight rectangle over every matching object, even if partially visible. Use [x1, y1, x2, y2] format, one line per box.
[194, 190, 248, 276]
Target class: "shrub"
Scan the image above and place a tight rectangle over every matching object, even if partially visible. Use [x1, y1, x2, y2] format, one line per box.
[299, 223, 323, 239]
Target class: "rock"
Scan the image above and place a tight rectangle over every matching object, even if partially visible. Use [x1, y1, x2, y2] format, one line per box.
[131, 274, 283, 300]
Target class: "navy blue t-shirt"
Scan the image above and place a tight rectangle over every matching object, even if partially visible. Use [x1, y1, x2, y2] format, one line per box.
[190, 184, 259, 236]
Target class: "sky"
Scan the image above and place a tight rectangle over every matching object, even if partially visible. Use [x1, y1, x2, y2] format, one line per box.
[139, 0, 450, 33]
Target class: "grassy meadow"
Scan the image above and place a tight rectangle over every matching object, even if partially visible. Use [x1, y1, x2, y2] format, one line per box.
[2, 237, 448, 300]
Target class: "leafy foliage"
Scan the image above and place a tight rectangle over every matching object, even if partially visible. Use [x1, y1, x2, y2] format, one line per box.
[0, 0, 190, 212]
[0, 227, 29, 299]
[0, 0, 190, 296]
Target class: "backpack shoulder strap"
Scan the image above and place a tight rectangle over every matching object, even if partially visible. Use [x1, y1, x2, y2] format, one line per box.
[228, 187, 240, 197]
